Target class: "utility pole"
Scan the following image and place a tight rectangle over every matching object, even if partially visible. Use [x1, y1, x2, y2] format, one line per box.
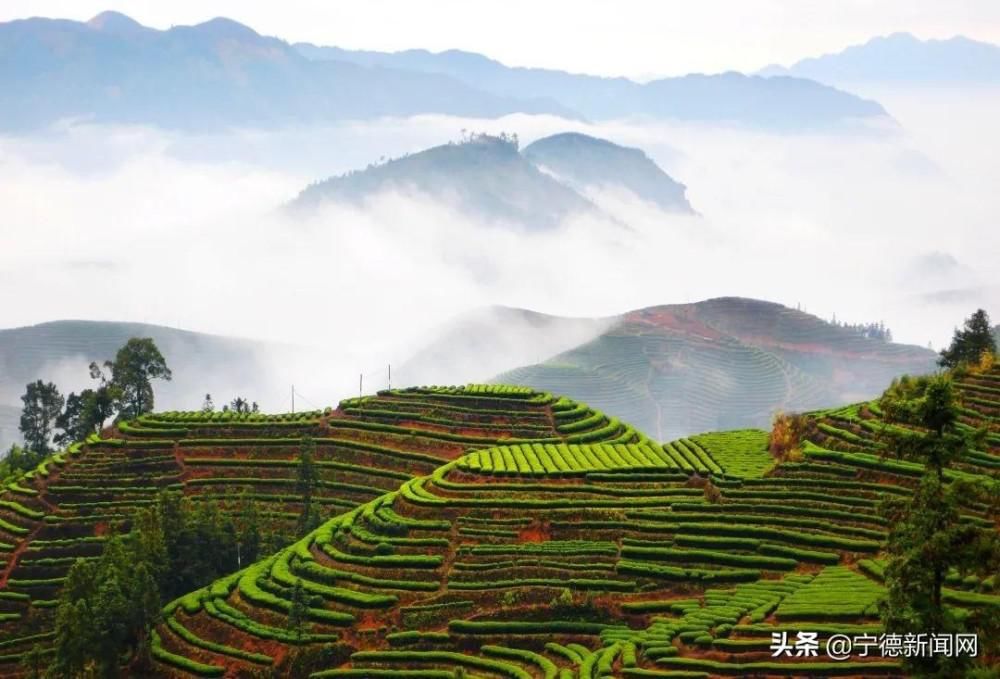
[291, 385, 295, 414]
[359, 373, 363, 398]
[388, 364, 391, 390]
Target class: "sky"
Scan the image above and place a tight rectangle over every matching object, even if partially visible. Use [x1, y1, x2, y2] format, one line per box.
[1, 1, 999, 420]
[3, 0, 1000, 78]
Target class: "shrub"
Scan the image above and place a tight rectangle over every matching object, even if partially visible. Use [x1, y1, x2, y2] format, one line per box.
[768, 412, 816, 461]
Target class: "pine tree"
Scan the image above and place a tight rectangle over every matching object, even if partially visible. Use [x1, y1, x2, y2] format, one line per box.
[938, 309, 996, 368]
[876, 374, 1000, 675]
[296, 437, 321, 537]
[288, 579, 308, 640]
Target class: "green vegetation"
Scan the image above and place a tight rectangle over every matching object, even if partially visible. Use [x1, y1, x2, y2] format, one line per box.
[938, 308, 996, 369]
[2, 349, 999, 678]
[876, 373, 1000, 676]
[18, 381, 64, 455]
[690, 429, 771, 477]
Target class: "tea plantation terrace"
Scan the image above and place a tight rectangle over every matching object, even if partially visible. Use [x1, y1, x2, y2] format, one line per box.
[0, 385, 635, 665]
[148, 374, 999, 677]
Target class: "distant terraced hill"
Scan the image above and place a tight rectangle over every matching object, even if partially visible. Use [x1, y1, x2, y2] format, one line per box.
[0, 385, 639, 667]
[146, 369, 998, 678]
[496, 298, 937, 440]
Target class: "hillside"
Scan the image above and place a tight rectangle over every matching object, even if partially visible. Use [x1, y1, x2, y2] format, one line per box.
[0, 406, 18, 453]
[495, 298, 937, 440]
[145, 369, 998, 677]
[289, 135, 598, 228]
[0, 320, 276, 451]
[396, 306, 615, 388]
[523, 133, 694, 214]
[0, 13, 570, 131]
[296, 44, 889, 130]
[0, 385, 637, 665]
[761, 32, 1000, 85]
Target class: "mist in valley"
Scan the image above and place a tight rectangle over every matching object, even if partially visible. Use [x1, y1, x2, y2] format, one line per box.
[2, 85, 998, 424]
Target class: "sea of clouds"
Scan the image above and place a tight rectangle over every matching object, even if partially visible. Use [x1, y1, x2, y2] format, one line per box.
[2, 84, 998, 412]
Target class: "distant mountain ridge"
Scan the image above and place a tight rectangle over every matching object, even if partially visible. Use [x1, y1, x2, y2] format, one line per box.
[0, 11, 887, 131]
[0, 11, 572, 130]
[295, 42, 888, 130]
[761, 32, 1000, 84]
[289, 131, 694, 225]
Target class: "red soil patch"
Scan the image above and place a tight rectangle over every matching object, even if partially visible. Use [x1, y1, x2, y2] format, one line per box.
[518, 520, 551, 543]
[623, 306, 724, 340]
[355, 611, 384, 631]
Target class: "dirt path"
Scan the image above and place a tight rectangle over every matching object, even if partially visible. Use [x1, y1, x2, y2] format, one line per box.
[0, 459, 63, 589]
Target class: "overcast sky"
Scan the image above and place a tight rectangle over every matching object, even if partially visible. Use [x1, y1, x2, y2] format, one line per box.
[3, 0, 999, 78]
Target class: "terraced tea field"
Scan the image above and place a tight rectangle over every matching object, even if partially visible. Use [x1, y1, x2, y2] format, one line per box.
[805, 366, 1000, 480]
[2, 368, 997, 677]
[0, 386, 636, 667]
[496, 298, 937, 441]
[146, 372, 999, 678]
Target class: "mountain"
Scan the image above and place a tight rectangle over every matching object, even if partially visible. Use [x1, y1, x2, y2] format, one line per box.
[297, 43, 889, 129]
[761, 32, 1000, 85]
[0, 405, 18, 452]
[396, 305, 615, 387]
[0, 12, 572, 131]
[523, 132, 694, 213]
[402, 297, 937, 440]
[289, 131, 695, 223]
[0, 320, 276, 449]
[290, 134, 599, 227]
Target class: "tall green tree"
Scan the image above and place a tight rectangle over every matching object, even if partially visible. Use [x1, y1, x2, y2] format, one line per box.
[19, 380, 64, 454]
[287, 579, 308, 640]
[938, 308, 997, 368]
[50, 536, 162, 678]
[19, 644, 46, 679]
[877, 374, 1000, 676]
[296, 437, 321, 537]
[54, 387, 112, 445]
[228, 396, 258, 414]
[234, 492, 262, 569]
[97, 338, 172, 420]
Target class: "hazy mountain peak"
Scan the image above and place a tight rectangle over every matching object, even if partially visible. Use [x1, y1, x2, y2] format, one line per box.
[290, 134, 596, 228]
[86, 10, 147, 33]
[188, 16, 265, 40]
[524, 132, 694, 213]
[761, 32, 1000, 84]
